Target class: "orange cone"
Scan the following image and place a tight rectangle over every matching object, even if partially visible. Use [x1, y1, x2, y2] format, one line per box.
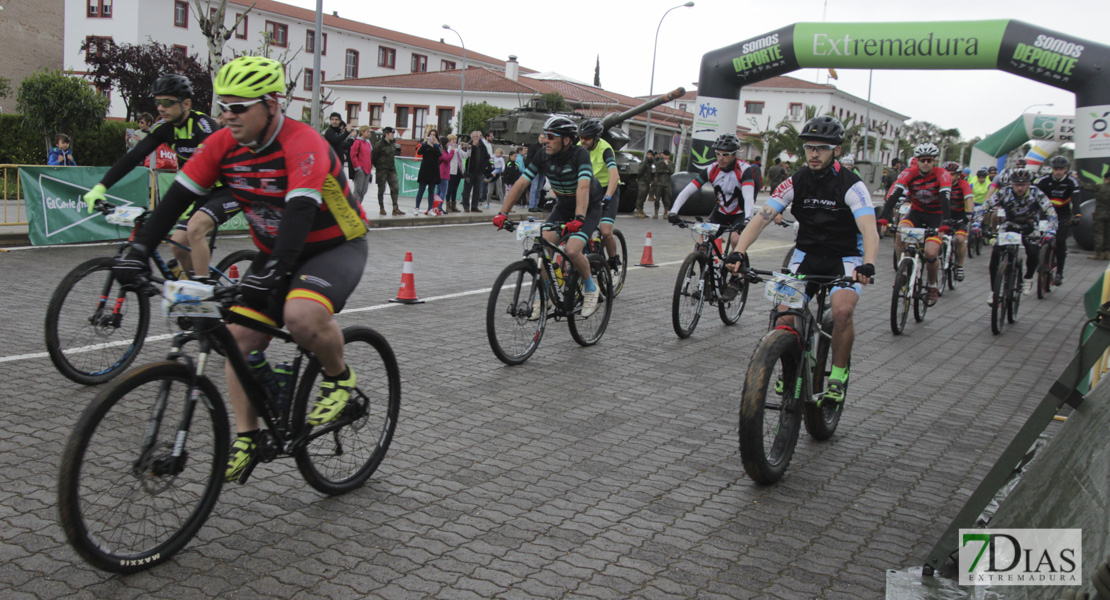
[637, 232, 659, 267]
[389, 251, 425, 304]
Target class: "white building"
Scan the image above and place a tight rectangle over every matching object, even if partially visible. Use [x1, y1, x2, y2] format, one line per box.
[64, 0, 513, 122]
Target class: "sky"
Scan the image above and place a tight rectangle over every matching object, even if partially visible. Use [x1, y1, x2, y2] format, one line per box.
[277, 0, 1103, 141]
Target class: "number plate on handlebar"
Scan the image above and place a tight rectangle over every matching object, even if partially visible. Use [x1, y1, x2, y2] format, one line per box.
[690, 222, 720, 237]
[1037, 220, 1052, 233]
[516, 221, 543, 241]
[898, 204, 910, 217]
[764, 272, 806, 309]
[162, 280, 221, 318]
[104, 206, 145, 227]
[901, 227, 927, 244]
[997, 231, 1023, 246]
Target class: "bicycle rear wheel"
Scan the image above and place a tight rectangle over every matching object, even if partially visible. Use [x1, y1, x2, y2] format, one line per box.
[804, 312, 842, 440]
[45, 256, 151, 385]
[739, 328, 803, 484]
[890, 259, 912, 335]
[991, 257, 1009, 335]
[293, 326, 401, 496]
[604, 229, 628, 298]
[567, 254, 612, 347]
[1009, 258, 1023, 324]
[58, 362, 228, 573]
[672, 252, 708, 338]
[486, 260, 546, 365]
[937, 242, 949, 297]
[1036, 245, 1051, 299]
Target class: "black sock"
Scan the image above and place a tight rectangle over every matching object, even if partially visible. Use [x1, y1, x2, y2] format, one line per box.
[325, 365, 350, 381]
[236, 429, 260, 441]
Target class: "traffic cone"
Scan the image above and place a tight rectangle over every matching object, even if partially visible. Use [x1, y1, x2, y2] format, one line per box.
[389, 251, 425, 304]
[637, 232, 659, 267]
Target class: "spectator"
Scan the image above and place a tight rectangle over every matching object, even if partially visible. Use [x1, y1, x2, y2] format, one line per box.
[635, 149, 655, 218]
[750, 155, 763, 198]
[48, 133, 76, 166]
[322, 112, 355, 176]
[137, 113, 154, 133]
[446, 134, 465, 213]
[526, 134, 547, 212]
[480, 131, 495, 202]
[487, 148, 506, 206]
[504, 150, 523, 205]
[373, 126, 404, 216]
[767, 158, 786, 192]
[438, 134, 454, 209]
[350, 126, 375, 212]
[461, 130, 491, 212]
[415, 128, 442, 215]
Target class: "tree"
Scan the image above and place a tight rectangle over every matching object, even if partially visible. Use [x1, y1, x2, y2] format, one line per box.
[0, 77, 11, 100]
[540, 92, 571, 113]
[593, 55, 601, 88]
[17, 69, 110, 153]
[81, 39, 212, 120]
[191, 0, 254, 115]
[232, 31, 306, 113]
[461, 101, 506, 136]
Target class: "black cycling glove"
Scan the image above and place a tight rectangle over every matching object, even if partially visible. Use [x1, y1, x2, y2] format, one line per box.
[240, 259, 290, 310]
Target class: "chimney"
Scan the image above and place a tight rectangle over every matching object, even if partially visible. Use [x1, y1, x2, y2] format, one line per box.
[332, 10, 338, 17]
[505, 55, 519, 81]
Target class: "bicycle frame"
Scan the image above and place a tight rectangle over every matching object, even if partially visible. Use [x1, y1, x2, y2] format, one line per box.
[515, 222, 582, 319]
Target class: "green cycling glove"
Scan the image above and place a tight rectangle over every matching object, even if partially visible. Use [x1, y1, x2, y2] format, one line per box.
[84, 183, 107, 213]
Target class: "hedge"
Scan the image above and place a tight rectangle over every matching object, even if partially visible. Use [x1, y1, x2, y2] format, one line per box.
[0, 113, 134, 166]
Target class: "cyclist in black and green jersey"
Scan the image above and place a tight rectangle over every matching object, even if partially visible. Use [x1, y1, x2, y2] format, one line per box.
[577, 119, 622, 280]
[83, 74, 232, 278]
[493, 116, 603, 318]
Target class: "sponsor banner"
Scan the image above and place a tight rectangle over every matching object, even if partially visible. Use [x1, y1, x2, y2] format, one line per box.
[1075, 104, 1110, 160]
[728, 26, 799, 87]
[1023, 114, 1075, 143]
[20, 166, 150, 246]
[688, 97, 740, 170]
[959, 529, 1081, 586]
[396, 157, 421, 196]
[998, 20, 1104, 92]
[793, 21, 1005, 69]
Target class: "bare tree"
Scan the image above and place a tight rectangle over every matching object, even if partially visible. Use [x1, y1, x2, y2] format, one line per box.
[190, 0, 255, 116]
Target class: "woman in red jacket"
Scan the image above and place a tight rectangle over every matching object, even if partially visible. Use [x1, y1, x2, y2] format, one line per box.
[350, 126, 376, 213]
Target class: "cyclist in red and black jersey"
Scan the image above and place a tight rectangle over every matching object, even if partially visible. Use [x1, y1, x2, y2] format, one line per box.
[111, 57, 370, 482]
[1035, 155, 1081, 284]
[878, 142, 952, 305]
[943, 161, 974, 281]
[669, 133, 757, 250]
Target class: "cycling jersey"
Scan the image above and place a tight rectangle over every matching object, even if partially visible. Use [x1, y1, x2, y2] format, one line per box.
[671, 160, 756, 217]
[981, 185, 1058, 231]
[1035, 173, 1080, 217]
[883, 166, 952, 218]
[950, 177, 973, 216]
[521, 145, 602, 205]
[766, 163, 873, 257]
[100, 110, 220, 189]
[175, 117, 368, 260]
[969, 177, 991, 205]
[584, 139, 618, 188]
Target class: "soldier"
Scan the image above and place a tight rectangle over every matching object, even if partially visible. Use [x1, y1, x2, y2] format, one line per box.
[373, 127, 404, 216]
[635, 150, 655, 218]
[652, 150, 674, 219]
[1084, 172, 1110, 260]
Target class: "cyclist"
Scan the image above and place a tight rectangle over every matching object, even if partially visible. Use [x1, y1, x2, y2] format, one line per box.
[978, 168, 1057, 302]
[970, 167, 992, 207]
[841, 153, 861, 178]
[668, 132, 756, 298]
[109, 57, 370, 481]
[83, 74, 232, 278]
[877, 142, 951, 306]
[943, 161, 974, 281]
[577, 119, 623, 285]
[729, 116, 878, 405]
[988, 158, 1027, 201]
[1034, 155, 1081, 285]
[493, 115, 603, 318]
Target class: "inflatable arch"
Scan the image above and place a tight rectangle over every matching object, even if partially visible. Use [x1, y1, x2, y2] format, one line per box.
[691, 20, 1110, 187]
[970, 112, 1074, 171]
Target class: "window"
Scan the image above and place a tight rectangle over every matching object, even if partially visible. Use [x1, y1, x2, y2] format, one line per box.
[788, 103, 803, 121]
[346, 102, 360, 125]
[85, 35, 112, 58]
[395, 106, 409, 129]
[411, 54, 427, 73]
[174, 0, 188, 28]
[368, 104, 383, 128]
[378, 46, 396, 69]
[744, 101, 764, 115]
[412, 108, 428, 139]
[345, 49, 359, 79]
[209, 6, 218, 22]
[265, 21, 288, 47]
[437, 108, 453, 134]
[87, 0, 112, 17]
[306, 31, 327, 55]
[235, 13, 248, 39]
[172, 45, 187, 68]
[303, 68, 313, 91]
[441, 60, 456, 71]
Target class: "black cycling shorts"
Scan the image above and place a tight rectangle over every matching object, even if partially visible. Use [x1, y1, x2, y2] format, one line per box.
[545, 199, 602, 244]
[708, 208, 748, 230]
[899, 208, 942, 230]
[600, 187, 620, 225]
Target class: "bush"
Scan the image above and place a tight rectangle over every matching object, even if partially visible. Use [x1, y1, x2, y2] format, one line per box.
[0, 114, 44, 164]
[0, 113, 133, 166]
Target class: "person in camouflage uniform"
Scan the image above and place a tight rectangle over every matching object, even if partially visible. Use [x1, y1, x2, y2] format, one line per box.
[373, 127, 404, 216]
[635, 150, 655, 218]
[651, 150, 674, 219]
[1083, 172, 1110, 260]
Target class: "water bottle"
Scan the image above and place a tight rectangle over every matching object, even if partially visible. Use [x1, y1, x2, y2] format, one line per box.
[553, 260, 565, 288]
[273, 362, 294, 415]
[247, 350, 279, 402]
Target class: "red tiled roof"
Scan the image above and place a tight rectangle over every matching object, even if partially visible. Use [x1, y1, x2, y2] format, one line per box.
[228, 0, 513, 68]
[328, 67, 537, 94]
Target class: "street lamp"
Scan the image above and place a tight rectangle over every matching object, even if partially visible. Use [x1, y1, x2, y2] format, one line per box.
[443, 25, 466, 135]
[1021, 102, 1054, 114]
[645, 1, 693, 153]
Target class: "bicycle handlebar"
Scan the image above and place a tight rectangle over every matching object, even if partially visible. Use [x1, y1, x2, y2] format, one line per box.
[741, 267, 871, 286]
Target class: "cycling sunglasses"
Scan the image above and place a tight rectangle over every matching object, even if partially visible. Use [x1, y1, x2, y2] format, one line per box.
[217, 98, 266, 114]
[917, 157, 936, 164]
[803, 143, 835, 153]
[153, 98, 183, 108]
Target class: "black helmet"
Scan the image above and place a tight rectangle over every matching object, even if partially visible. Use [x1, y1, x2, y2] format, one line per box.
[942, 161, 961, 173]
[976, 167, 988, 176]
[799, 116, 845, 145]
[151, 74, 193, 98]
[577, 119, 603, 139]
[712, 133, 741, 153]
[1009, 168, 1033, 184]
[543, 116, 578, 141]
[1016, 158, 1027, 167]
[1049, 155, 1070, 168]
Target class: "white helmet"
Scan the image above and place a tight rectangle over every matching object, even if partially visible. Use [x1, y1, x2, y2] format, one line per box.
[840, 153, 856, 166]
[913, 143, 940, 158]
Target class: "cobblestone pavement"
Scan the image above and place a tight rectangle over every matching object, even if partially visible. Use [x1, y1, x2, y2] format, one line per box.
[0, 212, 1095, 599]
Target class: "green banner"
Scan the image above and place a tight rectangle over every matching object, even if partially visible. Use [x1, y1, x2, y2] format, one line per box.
[19, 166, 150, 246]
[397, 157, 421, 197]
[154, 171, 248, 232]
[793, 21, 1007, 69]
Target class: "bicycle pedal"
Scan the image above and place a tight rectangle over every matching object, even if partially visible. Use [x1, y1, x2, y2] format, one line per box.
[235, 456, 260, 485]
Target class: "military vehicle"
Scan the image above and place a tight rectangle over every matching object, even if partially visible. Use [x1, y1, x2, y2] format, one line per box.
[485, 87, 686, 211]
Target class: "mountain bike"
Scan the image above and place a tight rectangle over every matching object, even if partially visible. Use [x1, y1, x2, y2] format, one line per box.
[967, 219, 984, 258]
[487, 219, 613, 365]
[57, 280, 400, 573]
[1034, 220, 1057, 299]
[44, 201, 256, 385]
[990, 229, 1027, 335]
[889, 226, 937, 335]
[669, 218, 748, 339]
[937, 231, 956, 296]
[737, 267, 857, 484]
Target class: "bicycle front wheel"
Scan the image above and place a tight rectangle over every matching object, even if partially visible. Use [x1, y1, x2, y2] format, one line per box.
[672, 252, 708, 338]
[1009, 258, 1023, 324]
[739, 328, 803, 484]
[58, 362, 228, 573]
[937, 243, 949, 297]
[912, 263, 928, 323]
[293, 326, 401, 496]
[991, 256, 1009, 335]
[804, 312, 842, 440]
[1036, 246, 1050, 299]
[890, 259, 912, 335]
[45, 256, 151, 385]
[567, 254, 612, 347]
[486, 260, 545, 365]
[718, 265, 748, 326]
